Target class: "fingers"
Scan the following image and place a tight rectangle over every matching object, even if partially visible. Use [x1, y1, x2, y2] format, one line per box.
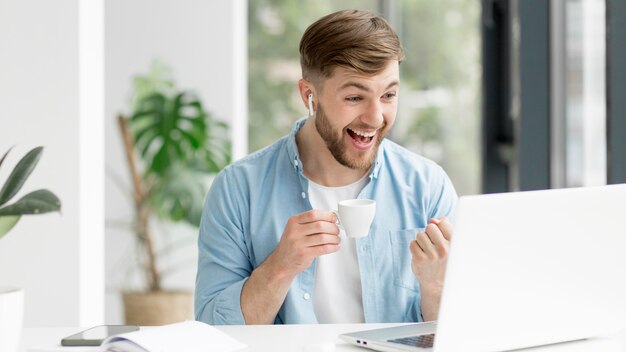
[409, 239, 419, 256]
[299, 219, 340, 237]
[415, 230, 439, 258]
[287, 209, 340, 239]
[296, 209, 337, 224]
[284, 210, 341, 251]
[412, 221, 451, 259]
[309, 243, 341, 257]
[301, 220, 341, 252]
[304, 232, 341, 247]
[431, 217, 453, 241]
[425, 223, 446, 248]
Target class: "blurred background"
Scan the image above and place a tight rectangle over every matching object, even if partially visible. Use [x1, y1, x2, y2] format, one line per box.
[0, 0, 623, 326]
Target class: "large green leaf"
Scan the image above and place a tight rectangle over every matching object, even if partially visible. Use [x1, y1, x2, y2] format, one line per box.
[0, 147, 43, 207]
[130, 91, 208, 176]
[0, 215, 20, 239]
[0, 189, 61, 216]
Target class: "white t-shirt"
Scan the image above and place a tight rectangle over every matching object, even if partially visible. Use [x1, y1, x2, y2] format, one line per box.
[308, 175, 369, 323]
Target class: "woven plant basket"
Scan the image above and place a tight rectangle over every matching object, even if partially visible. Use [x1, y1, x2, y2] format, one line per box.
[123, 290, 193, 326]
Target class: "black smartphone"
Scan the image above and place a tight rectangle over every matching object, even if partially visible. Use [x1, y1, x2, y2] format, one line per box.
[61, 325, 139, 346]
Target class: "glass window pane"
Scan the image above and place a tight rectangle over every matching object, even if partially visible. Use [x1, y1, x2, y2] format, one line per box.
[393, 0, 481, 195]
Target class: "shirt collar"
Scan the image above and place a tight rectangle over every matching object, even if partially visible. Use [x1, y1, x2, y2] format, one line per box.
[286, 117, 307, 174]
[285, 116, 385, 179]
[372, 146, 383, 179]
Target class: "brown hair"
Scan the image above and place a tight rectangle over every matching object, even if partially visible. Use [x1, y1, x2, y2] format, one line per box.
[299, 9, 404, 83]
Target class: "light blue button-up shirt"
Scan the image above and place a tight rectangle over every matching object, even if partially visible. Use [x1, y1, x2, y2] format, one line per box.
[195, 118, 458, 325]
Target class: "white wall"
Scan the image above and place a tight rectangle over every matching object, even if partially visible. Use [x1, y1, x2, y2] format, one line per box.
[105, 0, 246, 323]
[0, 0, 244, 326]
[0, 0, 104, 327]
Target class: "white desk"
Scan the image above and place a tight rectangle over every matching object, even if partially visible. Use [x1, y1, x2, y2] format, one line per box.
[19, 324, 395, 352]
[20, 324, 626, 352]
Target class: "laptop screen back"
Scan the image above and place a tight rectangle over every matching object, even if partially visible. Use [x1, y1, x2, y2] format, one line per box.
[435, 184, 626, 351]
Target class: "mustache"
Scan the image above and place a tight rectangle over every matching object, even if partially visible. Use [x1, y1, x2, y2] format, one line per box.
[345, 121, 387, 131]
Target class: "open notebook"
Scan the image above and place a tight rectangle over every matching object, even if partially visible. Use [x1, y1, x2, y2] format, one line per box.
[100, 321, 246, 352]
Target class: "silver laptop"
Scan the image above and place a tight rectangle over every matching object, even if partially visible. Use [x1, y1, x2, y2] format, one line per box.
[340, 184, 626, 351]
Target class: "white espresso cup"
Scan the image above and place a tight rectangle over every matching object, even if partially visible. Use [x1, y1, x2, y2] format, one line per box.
[334, 199, 376, 238]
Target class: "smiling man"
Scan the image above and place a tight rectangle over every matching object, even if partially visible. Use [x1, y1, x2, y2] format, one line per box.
[195, 9, 458, 325]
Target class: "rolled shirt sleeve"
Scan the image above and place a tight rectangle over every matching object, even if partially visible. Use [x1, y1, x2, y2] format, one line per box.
[195, 169, 251, 325]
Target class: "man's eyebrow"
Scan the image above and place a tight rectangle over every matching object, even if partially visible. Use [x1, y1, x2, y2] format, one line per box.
[338, 80, 400, 92]
[385, 81, 400, 90]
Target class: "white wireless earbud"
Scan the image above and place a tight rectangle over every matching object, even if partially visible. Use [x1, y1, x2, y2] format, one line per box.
[308, 93, 315, 116]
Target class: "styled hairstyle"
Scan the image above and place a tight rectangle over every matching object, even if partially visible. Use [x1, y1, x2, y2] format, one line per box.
[299, 9, 404, 83]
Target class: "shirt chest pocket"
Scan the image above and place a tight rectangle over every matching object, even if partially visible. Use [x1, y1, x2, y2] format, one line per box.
[389, 228, 424, 292]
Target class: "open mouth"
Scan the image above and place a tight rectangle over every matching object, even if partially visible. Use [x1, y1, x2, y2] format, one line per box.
[347, 128, 376, 146]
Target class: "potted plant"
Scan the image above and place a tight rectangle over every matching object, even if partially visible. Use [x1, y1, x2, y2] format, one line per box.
[0, 146, 61, 352]
[115, 63, 231, 325]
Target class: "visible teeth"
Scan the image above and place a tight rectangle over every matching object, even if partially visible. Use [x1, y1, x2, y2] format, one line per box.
[349, 128, 376, 138]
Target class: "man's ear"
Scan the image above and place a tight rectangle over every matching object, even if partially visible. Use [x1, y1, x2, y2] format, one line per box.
[298, 79, 316, 115]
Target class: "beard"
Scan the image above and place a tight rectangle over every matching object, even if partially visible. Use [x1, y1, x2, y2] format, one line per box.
[314, 102, 387, 170]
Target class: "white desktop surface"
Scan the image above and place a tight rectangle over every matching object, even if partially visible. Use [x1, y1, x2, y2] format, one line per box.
[20, 324, 626, 352]
[20, 324, 394, 352]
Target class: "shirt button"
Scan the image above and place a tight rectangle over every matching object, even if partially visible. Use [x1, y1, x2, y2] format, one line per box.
[301, 192, 306, 199]
[303, 292, 311, 300]
[294, 159, 298, 167]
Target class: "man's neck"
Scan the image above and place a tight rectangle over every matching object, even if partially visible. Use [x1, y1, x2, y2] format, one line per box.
[295, 118, 370, 187]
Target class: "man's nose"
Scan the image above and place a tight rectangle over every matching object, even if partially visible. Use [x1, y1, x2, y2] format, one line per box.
[363, 100, 385, 127]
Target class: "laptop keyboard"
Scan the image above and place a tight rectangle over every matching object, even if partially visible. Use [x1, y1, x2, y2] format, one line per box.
[388, 333, 435, 348]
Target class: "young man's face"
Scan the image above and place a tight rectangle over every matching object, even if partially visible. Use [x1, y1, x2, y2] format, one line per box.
[314, 60, 400, 170]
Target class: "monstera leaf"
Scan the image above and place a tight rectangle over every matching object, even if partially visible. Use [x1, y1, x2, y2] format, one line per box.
[0, 147, 61, 239]
[125, 86, 230, 231]
[131, 91, 208, 176]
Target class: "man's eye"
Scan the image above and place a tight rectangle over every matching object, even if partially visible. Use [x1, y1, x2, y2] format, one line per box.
[383, 93, 397, 99]
[346, 96, 361, 102]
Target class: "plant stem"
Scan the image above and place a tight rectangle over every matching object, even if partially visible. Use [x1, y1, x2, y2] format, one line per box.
[118, 115, 161, 292]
